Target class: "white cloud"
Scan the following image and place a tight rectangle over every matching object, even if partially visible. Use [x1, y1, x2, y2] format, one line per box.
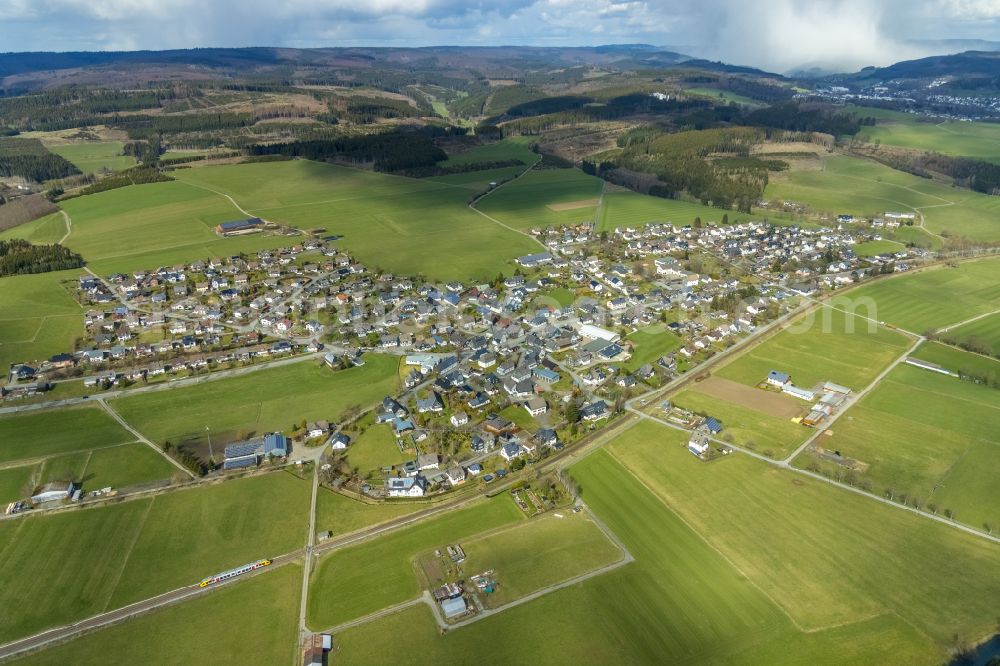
[0, 0, 995, 71]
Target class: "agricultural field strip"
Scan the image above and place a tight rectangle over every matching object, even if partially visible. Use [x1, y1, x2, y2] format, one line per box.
[0, 438, 140, 472]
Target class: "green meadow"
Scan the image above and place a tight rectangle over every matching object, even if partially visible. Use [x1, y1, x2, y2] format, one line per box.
[81, 442, 179, 489]
[441, 138, 536, 166]
[597, 190, 757, 232]
[47, 141, 135, 174]
[330, 425, 957, 664]
[314, 488, 424, 537]
[848, 258, 1000, 333]
[852, 108, 1000, 164]
[111, 355, 400, 446]
[173, 160, 540, 281]
[853, 239, 905, 256]
[716, 305, 911, 391]
[622, 324, 683, 372]
[0, 212, 67, 245]
[307, 495, 523, 629]
[477, 167, 603, 230]
[14, 563, 302, 666]
[0, 471, 309, 644]
[0, 464, 36, 504]
[0, 405, 134, 465]
[0, 269, 84, 369]
[343, 418, 408, 475]
[766, 154, 1000, 242]
[947, 312, 1000, 356]
[56, 180, 291, 274]
[911, 340, 1000, 377]
[814, 362, 1000, 531]
[685, 87, 763, 107]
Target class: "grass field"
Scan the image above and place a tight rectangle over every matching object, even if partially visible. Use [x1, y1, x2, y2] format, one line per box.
[607, 421, 1000, 652]
[716, 305, 912, 391]
[852, 108, 1000, 164]
[597, 190, 757, 232]
[55, 180, 292, 274]
[810, 362, 1000, 531]
[307, 495, 522, 629]
[0, 405, 135, 465]
[671, 388, 806, 457]
[0, 212, 67, 245]
[477, 168, 603, 230]
[947, 312, 1000, 356]
[15, 563, 302, 666]
[440, 137, 536, 166]
[766, 153, 1000, 242]
[685, 87, 762, 107]
[314, 488, 425, 537]
[455, 511, 622, 607]
[622, 324, 682, 372]
[0, 464, 36, 504]
[853, 239, 905, 256]
[0, 471, 309, 644]
[848, 258, 1000, 332]
[911, 340, 1000, 377]
[111, 355, 400, 446]
[344, 420, 407, 474]
[330, 426, 941, 664]
[47, 141, 135, 174]
[107, 471, 310, 606]
[81, 442, 179, 489]
[172, 160, 540, 281]
[0, 442, 175, 502]
[0, 269, 84, 369]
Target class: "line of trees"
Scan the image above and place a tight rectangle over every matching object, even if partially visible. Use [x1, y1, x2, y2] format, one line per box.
[246, 129, 451, 172]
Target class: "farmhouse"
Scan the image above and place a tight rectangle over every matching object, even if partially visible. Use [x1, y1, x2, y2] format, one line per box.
[767, 370, 790, 387]
[215, 217, 265, 236]
[688, 430, 710, 458]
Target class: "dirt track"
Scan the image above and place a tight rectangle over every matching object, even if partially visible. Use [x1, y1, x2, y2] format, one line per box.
[694, 376, 802, 419]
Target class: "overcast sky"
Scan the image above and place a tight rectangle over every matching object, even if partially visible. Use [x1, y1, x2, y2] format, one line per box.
[2, 0, 998, 72]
